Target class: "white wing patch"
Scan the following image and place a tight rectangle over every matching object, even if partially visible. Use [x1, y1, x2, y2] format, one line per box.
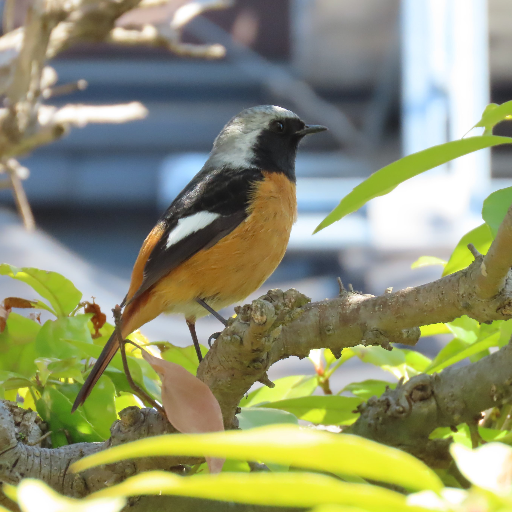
[165, 211, 221, 249]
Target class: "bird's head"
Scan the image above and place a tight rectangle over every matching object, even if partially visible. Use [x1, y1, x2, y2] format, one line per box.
[206, 105, 327, 181]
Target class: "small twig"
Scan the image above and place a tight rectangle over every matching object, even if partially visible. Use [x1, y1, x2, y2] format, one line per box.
[112, 306, 165, 416]
[337, 277, 345, 295]
[467, 243, 481, 259]
[42, 79, 87, 99]
[26, 430, 52, 446]
[347, 283, 354, 292]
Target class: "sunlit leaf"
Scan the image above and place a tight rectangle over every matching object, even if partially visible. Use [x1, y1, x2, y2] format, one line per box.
[315, 136, 512, 233]
[341, 380, 395, 400]
[73, 425, 443, 493]
[5, 478, 125, 512]
[482, 186, 512, 237]
[420, 324, 451, 337]
[157, 342, 208, 374]
[240, 375, 317, 407]
[446, 316, 479, 344]
[0, 371, 33, 390]
[472, 101, 512, 133]
[443, 224, 493, 276]
[411, 256, 447, 269]
[0, 264, 82, 317]
[90, 471, 428, 512]
[237, 407, 298, 430]
[426, 332, 499, 374]
[260, 396, 362, 425]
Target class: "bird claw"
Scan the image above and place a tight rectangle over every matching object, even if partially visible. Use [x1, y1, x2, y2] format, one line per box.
[208, 331, 221, 347]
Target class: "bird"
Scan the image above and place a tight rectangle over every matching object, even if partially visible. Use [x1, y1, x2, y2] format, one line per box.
[71, 105, 327, 412]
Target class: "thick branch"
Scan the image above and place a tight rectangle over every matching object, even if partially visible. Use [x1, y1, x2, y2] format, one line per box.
[350, 342, 512, 467]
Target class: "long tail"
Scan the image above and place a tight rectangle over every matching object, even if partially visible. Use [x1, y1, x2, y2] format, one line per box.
[71, 330, 119, 412]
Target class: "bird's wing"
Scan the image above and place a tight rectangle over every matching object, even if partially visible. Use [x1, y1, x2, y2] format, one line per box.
[123, 167, 263, 307]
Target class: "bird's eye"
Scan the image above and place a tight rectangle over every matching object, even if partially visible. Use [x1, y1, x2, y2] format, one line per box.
[271, 121, 285, 133]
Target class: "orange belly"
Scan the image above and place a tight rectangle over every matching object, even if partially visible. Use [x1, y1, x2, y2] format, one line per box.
[123, 171, 297, 334]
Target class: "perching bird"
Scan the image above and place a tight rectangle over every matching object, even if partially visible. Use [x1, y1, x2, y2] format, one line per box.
[72, 105, 327, 412]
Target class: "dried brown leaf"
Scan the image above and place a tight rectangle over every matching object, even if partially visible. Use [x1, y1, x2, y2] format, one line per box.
[84, 300, 107, 338]
[142, 351, 225, 473]
[0, 303, 8, 333]
[4, 297, 36, 309]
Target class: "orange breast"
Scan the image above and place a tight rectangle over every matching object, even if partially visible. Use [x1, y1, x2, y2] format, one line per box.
[123, 171, 296, 332]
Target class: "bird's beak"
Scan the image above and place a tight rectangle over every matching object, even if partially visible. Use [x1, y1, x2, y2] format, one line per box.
[295, 125, 328, 136]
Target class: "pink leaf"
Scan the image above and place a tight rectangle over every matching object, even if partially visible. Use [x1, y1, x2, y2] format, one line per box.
[142, 351, 225, 473]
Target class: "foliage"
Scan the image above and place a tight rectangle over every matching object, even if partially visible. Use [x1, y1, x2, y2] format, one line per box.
[4, 101, 512, 510]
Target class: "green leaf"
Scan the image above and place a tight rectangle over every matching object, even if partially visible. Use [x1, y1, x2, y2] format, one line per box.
[66, 339, 144, 388]
[314, 136, 512, 233]
[92, 471, 428, 512]
[0, 371, 33, 390]
[403, 350, 432, 373]
[157, 342, 207, 375]
[81, 374, 117, 439]
[443, 224, 493, 276]
[36, 386, 103, 446]
[36, 316, 93, 360]
[426, 332, 500, 374]
[0, 264, 82, 317]
[446, 316, 479, 343]
[482, 187, 512, 237]
[424, 338, 468, 374]
[240, 375, 317, 407]
[237, 407, 298, 430]
[72, 425, 443, 493]
[341, 380, 395, 400]
[260, 396, 362, 425]
[411, 256, 447, 269]
[473, 101, 512, 133]
[420, 323, 450, 337]
[352, 346, 405, 379]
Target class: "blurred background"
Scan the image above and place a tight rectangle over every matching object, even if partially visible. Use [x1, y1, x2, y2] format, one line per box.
[1, 0, 512, 387]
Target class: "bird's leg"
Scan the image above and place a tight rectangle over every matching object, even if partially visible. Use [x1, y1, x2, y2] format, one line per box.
[208, 332, 221, 348]
[113, 305, 165, 416]
[195, 298, 228, 326]
[186, 319, 203, 363]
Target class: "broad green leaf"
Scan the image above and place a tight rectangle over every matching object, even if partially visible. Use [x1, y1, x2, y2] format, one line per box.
[424, 338, 468, 374]
[73, 425, 443, 493]
[240, 375, 317, 407]
[0, 264, 82, 317]
[115, 392, 140, 414]
[426, 332, 499, 374]
[446, 316, 479, 344]
[238, 407, 298, 430]
[158, 342, 207, 374]
[352, 346, 406, 379]
[90, 471, 426, 512]
[420, 323, 450, 337]
[443, 224, 493, 276]
[499, 320, 512, 347]
[473, 101, 512, 133]
[403, 350, 432, 373]
[82, 374, 117, 439]
[35, 316, 92, 360]
[37, 386, 103, 446]
[482, 186, 512, 237]
[411, 256, 447, 269]
[314, 136, 512, 233]
[260, 396, 362, 425]
[0, 371, 33, 390]
[5, 479, 125, 512]
[311, 506, 370, 512]
[66, 339, 144, 388]
[35, 357, 82, 386]
[341, 380, 395, 400]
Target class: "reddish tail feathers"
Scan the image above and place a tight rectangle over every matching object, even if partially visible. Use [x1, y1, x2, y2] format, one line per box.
[71, 331, 119, 412]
